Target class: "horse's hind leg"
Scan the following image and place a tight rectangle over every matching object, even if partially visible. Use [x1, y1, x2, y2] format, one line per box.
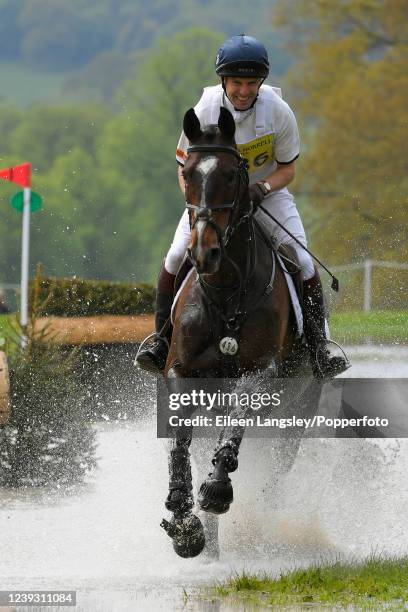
[192, 438, 220, 559]
[198, 511, 219, 560]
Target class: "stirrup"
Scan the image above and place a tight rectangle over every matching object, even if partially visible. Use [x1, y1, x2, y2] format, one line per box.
[134, 333, 169, 373]
[315, 340, 350, 378]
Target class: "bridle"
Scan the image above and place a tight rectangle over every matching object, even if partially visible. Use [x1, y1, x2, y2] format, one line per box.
[185, 143, 268, 338]
[185, 144, 250, 247]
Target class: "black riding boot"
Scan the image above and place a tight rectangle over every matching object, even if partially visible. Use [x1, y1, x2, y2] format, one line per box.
[135, 261, 175, 373]
[303, 271, 348, 379]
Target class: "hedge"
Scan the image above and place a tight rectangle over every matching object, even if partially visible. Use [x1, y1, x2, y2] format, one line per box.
[29, 276, 155, 317]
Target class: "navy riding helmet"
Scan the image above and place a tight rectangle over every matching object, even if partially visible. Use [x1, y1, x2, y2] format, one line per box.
[215, 34, 269, 79]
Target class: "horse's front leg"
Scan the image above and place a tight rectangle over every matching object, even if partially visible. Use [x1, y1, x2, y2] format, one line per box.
[160, 432, 206, 558]
[160, 370, 206, 558]
[198, 429, 243, 515]
[197, 381, 249, 516]
[197, 372, 266, 515]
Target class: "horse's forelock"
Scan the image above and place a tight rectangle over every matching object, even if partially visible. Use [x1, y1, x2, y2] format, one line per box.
[196, 124, 236, 147]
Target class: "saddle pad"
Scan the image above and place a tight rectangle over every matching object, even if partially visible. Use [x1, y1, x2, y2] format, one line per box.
[276, 253, 303, 337]
[171, 260, 303, 337]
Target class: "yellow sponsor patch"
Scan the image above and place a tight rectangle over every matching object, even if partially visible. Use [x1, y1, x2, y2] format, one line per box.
[237, 135, 274, 173]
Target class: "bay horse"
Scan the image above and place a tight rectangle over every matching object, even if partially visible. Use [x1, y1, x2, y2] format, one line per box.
[160, 106, 315, 558]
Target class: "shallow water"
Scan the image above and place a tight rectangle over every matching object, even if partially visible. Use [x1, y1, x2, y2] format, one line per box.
[0, 345, 407, 611]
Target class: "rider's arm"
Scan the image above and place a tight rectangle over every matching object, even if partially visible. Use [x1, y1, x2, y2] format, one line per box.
[178, 165, 186, 194]
[261, 160, 296, 192]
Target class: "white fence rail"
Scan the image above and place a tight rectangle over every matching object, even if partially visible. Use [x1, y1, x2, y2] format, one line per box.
[331, 259, 408, 312]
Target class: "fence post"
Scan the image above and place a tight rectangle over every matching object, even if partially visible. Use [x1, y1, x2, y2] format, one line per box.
[364, 259, 372, 312]
[0, 351, 10, 425]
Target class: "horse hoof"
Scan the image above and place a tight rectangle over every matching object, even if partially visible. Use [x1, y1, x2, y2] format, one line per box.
[160, 513, 205, 558]
[197, 476, 233, 514]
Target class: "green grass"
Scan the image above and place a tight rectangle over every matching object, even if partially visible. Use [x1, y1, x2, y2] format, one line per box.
[0, 314, 20, 350]
[330, 311, 408, 345]
[206, 557, 408, 609]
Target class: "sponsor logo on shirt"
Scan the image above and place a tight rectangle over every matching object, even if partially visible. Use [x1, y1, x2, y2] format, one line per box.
[237, 135, 274, 173]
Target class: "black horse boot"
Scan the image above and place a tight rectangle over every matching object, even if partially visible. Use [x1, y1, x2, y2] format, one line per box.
[135, 261, 175, 373]
[161, 443, 205, 558]
[303, 271, 349, 379]
[165, 444, 194, 514]
[198, 443, 239, 514]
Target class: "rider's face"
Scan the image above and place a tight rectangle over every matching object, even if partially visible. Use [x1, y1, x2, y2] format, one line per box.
[224, 76, 262, 110]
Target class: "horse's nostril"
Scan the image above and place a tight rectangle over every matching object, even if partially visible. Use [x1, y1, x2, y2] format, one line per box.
[208, 247, 220, 262]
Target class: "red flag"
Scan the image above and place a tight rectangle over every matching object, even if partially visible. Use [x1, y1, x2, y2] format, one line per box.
[0, 162, 31, 188]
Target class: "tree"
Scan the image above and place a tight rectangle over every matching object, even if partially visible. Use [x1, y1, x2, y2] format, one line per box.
[274, 0, 408, 272]
[19, 0, 114, 70]
[99, 27, 225, 280]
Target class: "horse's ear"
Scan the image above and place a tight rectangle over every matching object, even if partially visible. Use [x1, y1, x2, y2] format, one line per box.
[183, 108, 202, 142]
[218, 106, 235, 139]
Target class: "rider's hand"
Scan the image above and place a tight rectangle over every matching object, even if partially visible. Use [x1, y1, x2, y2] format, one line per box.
[248, 183, 266, 211]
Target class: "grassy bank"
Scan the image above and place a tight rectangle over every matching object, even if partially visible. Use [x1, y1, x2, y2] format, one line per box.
[330, 311, 407, 345]
[1, 311, 407, 347]
[206, 557, 408, 609]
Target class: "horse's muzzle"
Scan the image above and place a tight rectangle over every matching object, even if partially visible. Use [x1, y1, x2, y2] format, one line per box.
[190, 245, 221, 274]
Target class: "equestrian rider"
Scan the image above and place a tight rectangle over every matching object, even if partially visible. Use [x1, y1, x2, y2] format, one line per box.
[136, 34, 348, 378]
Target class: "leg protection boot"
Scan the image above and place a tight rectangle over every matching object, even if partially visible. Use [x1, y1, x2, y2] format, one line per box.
[303, 270, 348, 378]
[136, 260, 175, 373]
[165, 443, 194, 515]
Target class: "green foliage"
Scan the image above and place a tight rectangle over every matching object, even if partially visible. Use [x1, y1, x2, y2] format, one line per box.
[211, 557, 408, 607]
[0, 0, 290, 81]
[30, 276, 155, 317]
[330, 310, 408, 344]
[0, 28, 232, 283]
[0, 318, 96, 487]
[0, 62, 69, 107]
[274, 0, 408, 274]
[61, 51, 141, 105]
[0, 0, 24, 59]
[20, 0, 114, 70]
[99, 27, 225, 278]
[9, 105, 108, 172]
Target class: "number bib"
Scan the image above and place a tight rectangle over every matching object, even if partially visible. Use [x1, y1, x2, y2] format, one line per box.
[237, 135, 274, 174]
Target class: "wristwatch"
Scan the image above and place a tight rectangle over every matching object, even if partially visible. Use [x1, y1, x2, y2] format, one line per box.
[258, 181, 272, 196]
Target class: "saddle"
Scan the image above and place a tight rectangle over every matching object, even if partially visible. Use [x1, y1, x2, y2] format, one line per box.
[253, 215, 304, 305]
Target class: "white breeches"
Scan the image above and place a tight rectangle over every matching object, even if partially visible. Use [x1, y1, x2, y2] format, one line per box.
[165, 189, 315, 281]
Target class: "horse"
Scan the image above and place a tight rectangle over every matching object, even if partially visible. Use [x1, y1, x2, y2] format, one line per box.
[160, 106, 318, 558]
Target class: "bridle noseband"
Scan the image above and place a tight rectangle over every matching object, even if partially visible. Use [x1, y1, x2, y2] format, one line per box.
[185, 144, 249, 246]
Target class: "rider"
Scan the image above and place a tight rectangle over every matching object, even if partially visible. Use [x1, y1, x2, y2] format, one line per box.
[136, 34, 348, 378]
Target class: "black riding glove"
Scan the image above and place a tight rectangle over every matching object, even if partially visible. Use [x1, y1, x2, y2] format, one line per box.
[248, 183, 266, 211]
